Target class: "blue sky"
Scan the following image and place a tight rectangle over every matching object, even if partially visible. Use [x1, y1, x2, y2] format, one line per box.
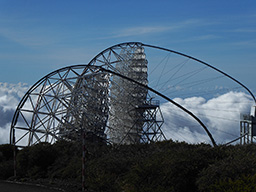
[0, 0, 255, 90]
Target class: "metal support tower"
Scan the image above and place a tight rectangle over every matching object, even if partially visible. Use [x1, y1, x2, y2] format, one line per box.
[135, 99, 165, 143]
[108, 46, 148, 144]
[61, 72, 110, 142]
[240, 106, 256, 144]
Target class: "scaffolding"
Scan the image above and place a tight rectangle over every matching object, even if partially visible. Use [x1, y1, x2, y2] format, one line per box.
[10, 44, 168, 148]
[108, 46, 148, 144]
[61, 72, 110, 141]
[240, 106, 256, 144]
[135, 99, 165, 143]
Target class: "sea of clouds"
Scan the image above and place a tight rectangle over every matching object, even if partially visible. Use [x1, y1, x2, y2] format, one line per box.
[0, 82, 254, 145]
[160, 91, 254, 144]
[0, 82, 29, 144]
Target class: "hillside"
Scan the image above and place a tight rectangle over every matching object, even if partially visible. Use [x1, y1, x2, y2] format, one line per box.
[1, 140, 256, 192]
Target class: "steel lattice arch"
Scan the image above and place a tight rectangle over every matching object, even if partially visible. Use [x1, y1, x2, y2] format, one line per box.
[10, 42, 255, 147]
[10, 64, 168, 147]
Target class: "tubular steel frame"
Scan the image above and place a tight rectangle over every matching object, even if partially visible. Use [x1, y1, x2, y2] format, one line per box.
[10, 65, 167, 147]
[9, 63, 216, 147]
[85, 42, 256, 145]
[86, 42, 255, 103]
[10, 42, 256, 192]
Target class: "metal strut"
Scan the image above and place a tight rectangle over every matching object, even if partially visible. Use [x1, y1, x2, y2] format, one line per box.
[100, 67, 217, 147]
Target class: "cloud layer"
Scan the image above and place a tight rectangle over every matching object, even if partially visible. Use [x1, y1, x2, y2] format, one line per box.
[0, 82, 29, 144]
[0, 82, 254, 146]
[160, 91, 254, 144]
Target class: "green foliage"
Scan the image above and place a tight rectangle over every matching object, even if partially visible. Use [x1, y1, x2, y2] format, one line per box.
[0, 144, 13, 162]
[197, 144, 256, 192]
[17, 142, 57, 178]
[123, 143, 215, 192]
[0, 160, 13, 179]
[211, 174, 256, 192]
[2, 141, 256, 191]
[84, 143, 151, 192]
[48, 140, 81, 179]
[0, 144, 14, 179]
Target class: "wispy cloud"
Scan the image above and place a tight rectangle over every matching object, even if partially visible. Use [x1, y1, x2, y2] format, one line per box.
[175, 34, 221, 43]
[190, 34, 221, 41]
[233, 28, 256, 33]
[0, 27, 58, 47]
[116, 26, 172, 37]
[107, 19, 208, 38]
[231, 39, 256, 48]
[0, 16, 61, 48]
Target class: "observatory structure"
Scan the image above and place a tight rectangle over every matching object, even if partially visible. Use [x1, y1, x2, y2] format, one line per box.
[108, 46, 148, 144]
[60, 46, 164, 144]
[10, 44, 166, 147]
[60, 72, 110, 141]
[240, 106, 256, 144]
[10, 42, 256, 148]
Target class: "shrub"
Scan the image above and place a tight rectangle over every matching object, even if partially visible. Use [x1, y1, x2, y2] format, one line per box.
[17, 142, 57, 178]
[211, 174, 256, 192]
[0, 144, 14, 179]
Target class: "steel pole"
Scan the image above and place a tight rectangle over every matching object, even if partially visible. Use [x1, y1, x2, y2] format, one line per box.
[13, 129, 16, 178]
[82, 130, 86, 191]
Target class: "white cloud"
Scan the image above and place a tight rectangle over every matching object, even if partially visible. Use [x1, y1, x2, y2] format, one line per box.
[182, 34, 221, 42]
[0, 82, 29, 144]
[233, 28, 256, 33]
[160, 91, 254, 145]
[0, 26, 57, 47]
[0, 81, 254, 146]
[115, 26, 173, 37]
[231, 39, 256, 48]
[107, 19, 208, 39]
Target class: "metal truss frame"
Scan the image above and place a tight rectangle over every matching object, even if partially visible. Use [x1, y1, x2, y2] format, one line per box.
[10, 64, 218, 147]
[10, 65, 168, 147]
[11, 42, 256, 147]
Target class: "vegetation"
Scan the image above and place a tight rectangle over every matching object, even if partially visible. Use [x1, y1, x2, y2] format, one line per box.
[0, 144, 14, 179]
[1, 140, 256, 191]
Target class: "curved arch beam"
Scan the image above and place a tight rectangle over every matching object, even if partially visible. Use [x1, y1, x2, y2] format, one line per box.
[10, 64, 216, 146]
[99, 67, 217, 147]
[87, 42, 256, 103]
[141, 43, 256, 103]
[87, 42, 143, 67]
[10, 65, 91, 144]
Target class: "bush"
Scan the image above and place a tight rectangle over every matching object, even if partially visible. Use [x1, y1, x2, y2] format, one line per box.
[123, 143, 215, 192]
[17, 142, 57, 178]
[0, 160, 13, 179]
[0, 144, 14, 179]
[211, 174, 256, 192]
[0, 144, 14, 162]
[197, 144, 256, 192]
[10, 140, 256, 192]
